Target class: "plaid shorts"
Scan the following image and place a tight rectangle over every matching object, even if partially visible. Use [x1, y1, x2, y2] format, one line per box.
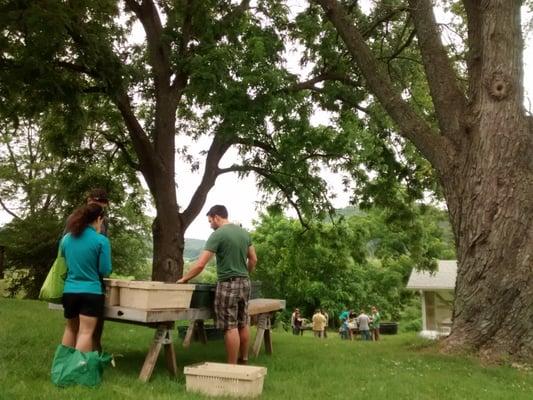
[214, 277, 251, 331]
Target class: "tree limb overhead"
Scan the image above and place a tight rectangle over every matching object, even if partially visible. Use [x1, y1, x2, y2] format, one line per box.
[315, 0, 453, 172]
[408, 0, 466, 137]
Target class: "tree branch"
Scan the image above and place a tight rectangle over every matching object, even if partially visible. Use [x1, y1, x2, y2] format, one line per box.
[82, 86, 108, 94]
[462, 0, 483, 106]
[98, 130, 141, 171]
[113, 92, 159, 189]
[0, 197, 20, 220]
[408, 0, 466, 137]
[288, 71, 356, 91]
[124, 0, 172, 93]
[316, 0, 453, 172]
[287, 71, 370, 113]
[0, 130, 26, 187]
[171, 0, 251, 96]
[63, 11, 166, 194]
[386, 28, 416, 62]
[218, 165, 310, 229]
[221, 0, 251, 27]
[170, 0, 193, 96]
[180, 135, 232, 228]
[232, 137, 277, 154]
[362, 5, 409, 39]
[55, 61, 96, 77]
[307, 86, 370, 114]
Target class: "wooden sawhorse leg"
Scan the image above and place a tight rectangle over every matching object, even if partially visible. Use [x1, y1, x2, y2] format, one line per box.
[252, 313, 273, 357]
[182, 319, 207, 348]
[139, 323, 177, 382]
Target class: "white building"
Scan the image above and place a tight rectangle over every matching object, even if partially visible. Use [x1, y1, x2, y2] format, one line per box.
[406, 260, 456, 338]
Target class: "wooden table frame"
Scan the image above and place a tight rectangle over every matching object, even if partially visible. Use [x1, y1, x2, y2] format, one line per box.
[105, 306, 214, 382]
[49, 299, 285, 382]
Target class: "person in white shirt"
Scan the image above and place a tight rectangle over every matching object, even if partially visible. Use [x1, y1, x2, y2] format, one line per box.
[356, 310, 371, 341]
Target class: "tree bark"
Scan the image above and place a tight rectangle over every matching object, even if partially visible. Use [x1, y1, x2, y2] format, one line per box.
[0, 245, 4, 279]
[151, 172, 185, 282]
[443, 133, 533, 359]
[441, 1, 533, 360]
[317, 0, 533, 360]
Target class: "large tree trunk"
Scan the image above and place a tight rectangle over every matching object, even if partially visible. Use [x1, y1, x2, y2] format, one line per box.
[441, 2, 533, 360]
[443, 117, 533, 360]
[316, 0, 533, 360]
[0, 245, 4, 279]
[151, 173, 185, 282]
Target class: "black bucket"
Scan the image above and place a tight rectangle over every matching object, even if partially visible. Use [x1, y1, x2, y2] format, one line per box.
[379, 322, 399, 335]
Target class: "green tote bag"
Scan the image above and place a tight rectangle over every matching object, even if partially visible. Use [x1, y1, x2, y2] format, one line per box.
[38, 240, 67, 304]
[51, 344, 113, 387]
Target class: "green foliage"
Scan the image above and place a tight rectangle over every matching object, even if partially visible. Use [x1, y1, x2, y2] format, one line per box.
[183, 260, 218, 284]
[252, 204, 455, 324]
[289, 2, 445, 208]
[183, 239, 206, 261]
[0, 211, 63, 298]
[0, 0, 373, 240]
[399, 296, 423, 333]
[2, 268, 33, 298]
[0, 116, 152, 296]
[0, 1, 462, 291]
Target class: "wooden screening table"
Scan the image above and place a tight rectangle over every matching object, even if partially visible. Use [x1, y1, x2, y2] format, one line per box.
[181, 298, 286, 359]
[104, 306, 213, 382]
[49, 298, 285, 382]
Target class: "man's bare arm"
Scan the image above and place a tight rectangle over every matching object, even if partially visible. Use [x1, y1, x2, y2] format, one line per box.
[177, 250, 214, 283]
[247, 245, 257, 273]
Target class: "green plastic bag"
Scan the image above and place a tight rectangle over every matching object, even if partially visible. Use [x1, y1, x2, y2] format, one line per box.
[51, 344, 113, 387]
[39, 241, 67, 304]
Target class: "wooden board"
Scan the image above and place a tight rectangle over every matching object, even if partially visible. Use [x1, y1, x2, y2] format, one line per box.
[105, 306, 213, 323]
[247, 298, 286, 315]
[49, 297, 284, 323]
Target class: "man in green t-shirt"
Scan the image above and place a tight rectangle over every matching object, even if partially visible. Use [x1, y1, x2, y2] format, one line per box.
[177, 205, 257, 364]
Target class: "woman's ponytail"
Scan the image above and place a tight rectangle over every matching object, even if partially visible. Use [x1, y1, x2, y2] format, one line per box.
[66, 204, 105, 236]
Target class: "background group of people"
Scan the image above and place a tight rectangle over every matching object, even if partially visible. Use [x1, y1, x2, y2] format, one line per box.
[290, 308, 329, 338]
[290, 306, 381, 341]
[339, 306, 381, 341]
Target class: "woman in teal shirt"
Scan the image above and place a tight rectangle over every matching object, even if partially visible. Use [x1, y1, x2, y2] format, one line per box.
[60, 203, 112, 352]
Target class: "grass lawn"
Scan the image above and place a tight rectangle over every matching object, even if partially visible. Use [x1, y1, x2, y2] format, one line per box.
[1, 298, 531, 400]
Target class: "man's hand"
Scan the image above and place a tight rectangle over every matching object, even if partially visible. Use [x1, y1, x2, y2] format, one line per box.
[176, 250, 214, 284]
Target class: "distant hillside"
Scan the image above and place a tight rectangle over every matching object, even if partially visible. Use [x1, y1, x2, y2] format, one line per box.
[184, 238, 205, 260]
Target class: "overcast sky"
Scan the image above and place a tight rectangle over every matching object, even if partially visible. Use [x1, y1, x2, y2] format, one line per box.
[1, 3, 532, 240]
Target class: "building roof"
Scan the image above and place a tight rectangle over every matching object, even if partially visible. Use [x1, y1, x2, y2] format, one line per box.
[406, 260, 457, 290]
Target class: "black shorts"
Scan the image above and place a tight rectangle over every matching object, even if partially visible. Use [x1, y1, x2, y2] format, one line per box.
[62, 293, 105, 319]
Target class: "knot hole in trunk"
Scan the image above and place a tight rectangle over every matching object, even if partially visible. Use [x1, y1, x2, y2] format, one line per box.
[166, 258, 177, 273]
[486, 71, 512, 101]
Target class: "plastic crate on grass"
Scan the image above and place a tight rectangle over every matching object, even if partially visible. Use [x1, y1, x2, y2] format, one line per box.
[184, 362, 267, 398]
